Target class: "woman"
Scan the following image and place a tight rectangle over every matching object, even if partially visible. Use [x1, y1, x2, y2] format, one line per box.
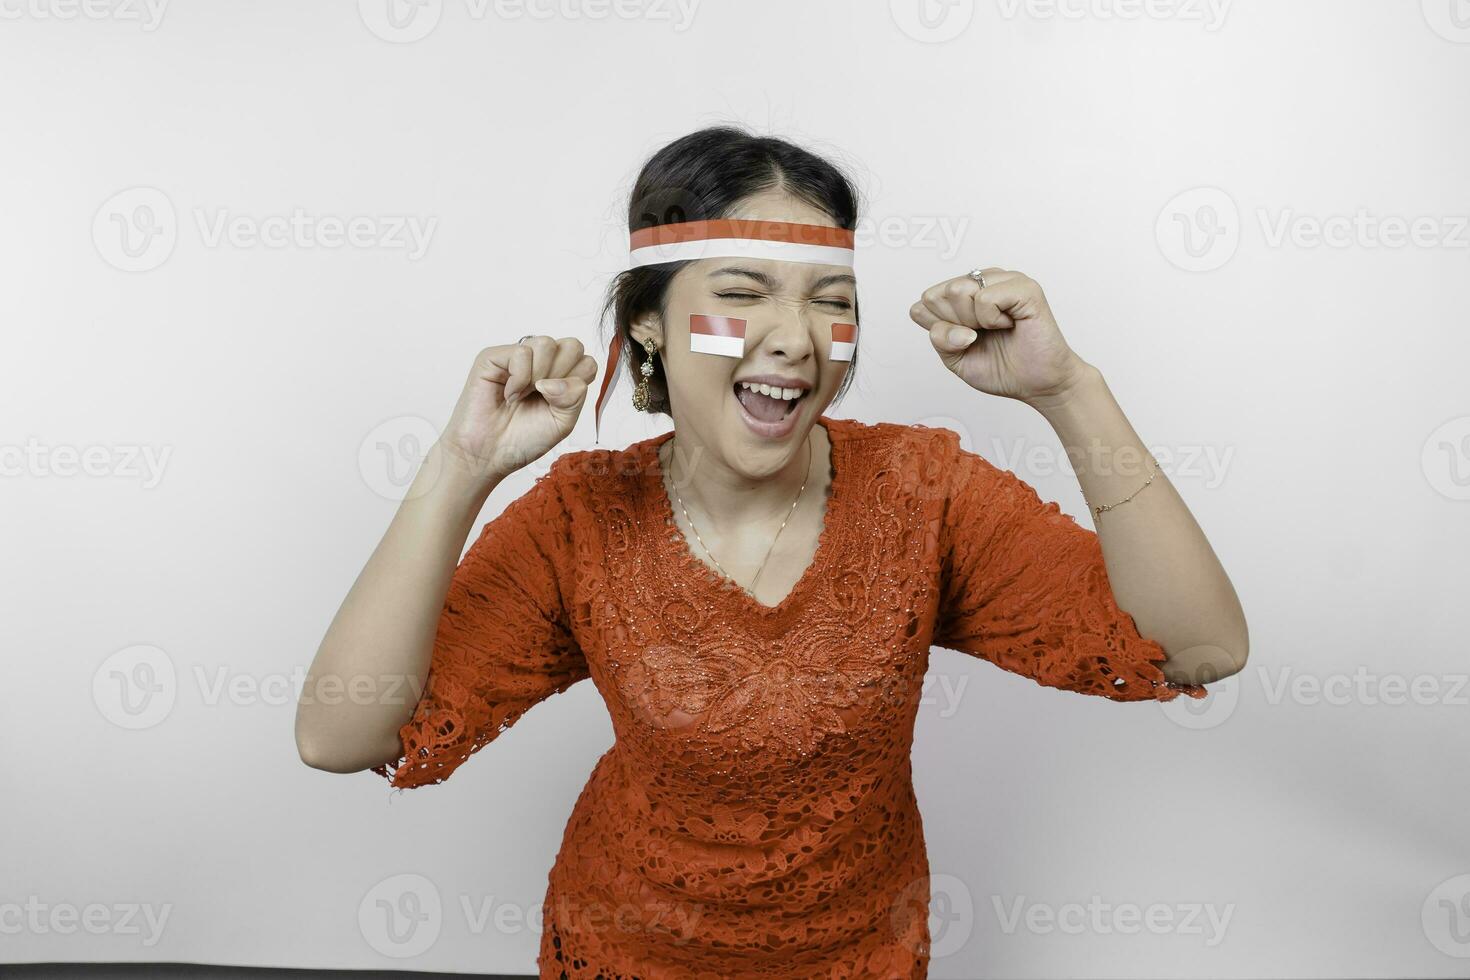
[296, 126, 1248, 978]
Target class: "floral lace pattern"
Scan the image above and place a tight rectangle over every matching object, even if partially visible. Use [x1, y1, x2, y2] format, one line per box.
[373, 416, 1208, 978]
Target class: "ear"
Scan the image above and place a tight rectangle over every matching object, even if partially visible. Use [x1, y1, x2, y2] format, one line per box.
[629, 311, 664, 349]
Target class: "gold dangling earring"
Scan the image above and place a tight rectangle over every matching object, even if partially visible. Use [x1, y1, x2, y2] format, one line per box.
[632, 337, 657, 412]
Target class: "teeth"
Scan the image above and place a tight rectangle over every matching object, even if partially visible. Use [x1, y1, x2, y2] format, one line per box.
[738, 381, 804, 401]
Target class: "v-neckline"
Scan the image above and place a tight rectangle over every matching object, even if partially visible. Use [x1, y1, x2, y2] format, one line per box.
[643, 415, 847, 617]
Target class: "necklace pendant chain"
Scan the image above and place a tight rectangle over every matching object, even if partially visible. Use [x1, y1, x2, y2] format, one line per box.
[666, 432, 815, 597]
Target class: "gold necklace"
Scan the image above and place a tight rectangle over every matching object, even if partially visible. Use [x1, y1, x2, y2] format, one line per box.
[663, 432, 814, 595]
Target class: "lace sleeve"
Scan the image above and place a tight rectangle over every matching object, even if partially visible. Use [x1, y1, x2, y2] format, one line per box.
[932, 432, 1207, 702]
[373, 459, 590, 789]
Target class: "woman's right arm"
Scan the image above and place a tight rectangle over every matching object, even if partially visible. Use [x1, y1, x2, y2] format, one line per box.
[294, 336, 598, 774]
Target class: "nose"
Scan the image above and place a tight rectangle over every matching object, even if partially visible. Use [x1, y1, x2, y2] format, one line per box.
[757, 299, 817, 361]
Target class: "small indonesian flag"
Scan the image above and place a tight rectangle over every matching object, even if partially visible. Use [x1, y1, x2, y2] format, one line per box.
[830, 321, 857, 362]
[689, 314, 746, 358]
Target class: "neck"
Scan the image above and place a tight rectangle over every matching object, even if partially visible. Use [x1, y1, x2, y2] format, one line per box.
[661, 421, 824, 533]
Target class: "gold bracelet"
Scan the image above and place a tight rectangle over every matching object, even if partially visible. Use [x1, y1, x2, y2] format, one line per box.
[1090, 456, 1159, 520]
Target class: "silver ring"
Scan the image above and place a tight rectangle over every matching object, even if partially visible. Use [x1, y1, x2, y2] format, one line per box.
[517, 334, 533, 344]
[967, 268, 987, 288]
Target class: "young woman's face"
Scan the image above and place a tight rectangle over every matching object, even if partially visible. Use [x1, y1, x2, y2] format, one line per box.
[634, 190, 857, 478]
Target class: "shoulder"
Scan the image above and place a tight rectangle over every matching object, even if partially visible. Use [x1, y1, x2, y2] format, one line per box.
[824, 415, 938, 450]
[826, 415, 979, 476]
[826, 414, 962, 448]
[541, 439, 651, 504]
[823, 417, 1004, 515]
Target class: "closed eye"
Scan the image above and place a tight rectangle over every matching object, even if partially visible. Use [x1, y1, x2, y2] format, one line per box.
[715, 291, 852, 311]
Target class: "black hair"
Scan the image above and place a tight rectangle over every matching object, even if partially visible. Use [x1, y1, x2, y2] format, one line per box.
[599, 125, 863, 419]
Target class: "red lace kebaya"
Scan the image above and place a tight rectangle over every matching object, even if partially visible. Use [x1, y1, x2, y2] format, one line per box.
[373, 415, 1208, 978]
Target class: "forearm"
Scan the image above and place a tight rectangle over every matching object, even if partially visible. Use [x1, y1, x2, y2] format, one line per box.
[295, 442, 500, 772]
[1026, 364, 1249, 685]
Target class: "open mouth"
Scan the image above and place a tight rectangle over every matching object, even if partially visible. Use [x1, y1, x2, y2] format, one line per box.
[733, 381, 806, 423]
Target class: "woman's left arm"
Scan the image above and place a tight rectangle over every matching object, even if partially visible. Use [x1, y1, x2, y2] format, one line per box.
[911, 269, 1249, 687]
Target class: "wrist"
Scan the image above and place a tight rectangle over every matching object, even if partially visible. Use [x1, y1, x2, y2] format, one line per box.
[406, 441, 504, 517]
[1023, 360, 1105, 420]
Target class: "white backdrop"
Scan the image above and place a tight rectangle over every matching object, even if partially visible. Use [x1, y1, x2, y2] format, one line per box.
[4, 1, 1469, 977]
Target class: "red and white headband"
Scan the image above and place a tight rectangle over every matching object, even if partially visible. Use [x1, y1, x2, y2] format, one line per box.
[595, 219, 857, 442]
[628, 218, 856, 269]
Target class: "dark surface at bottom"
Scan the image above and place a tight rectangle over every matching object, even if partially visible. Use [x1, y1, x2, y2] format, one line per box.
[5, 966, 533, 980]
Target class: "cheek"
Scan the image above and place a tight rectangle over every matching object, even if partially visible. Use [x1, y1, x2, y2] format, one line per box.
[818, 359, 848, 399]
[661, 332, 740, 407]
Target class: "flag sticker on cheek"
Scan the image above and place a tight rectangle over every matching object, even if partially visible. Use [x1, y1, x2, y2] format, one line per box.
[830, 322, 857, 362]
[689, 314, 746, 358]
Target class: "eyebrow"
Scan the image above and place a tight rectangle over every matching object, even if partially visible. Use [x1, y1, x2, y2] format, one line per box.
[708, 266, 857, 291]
